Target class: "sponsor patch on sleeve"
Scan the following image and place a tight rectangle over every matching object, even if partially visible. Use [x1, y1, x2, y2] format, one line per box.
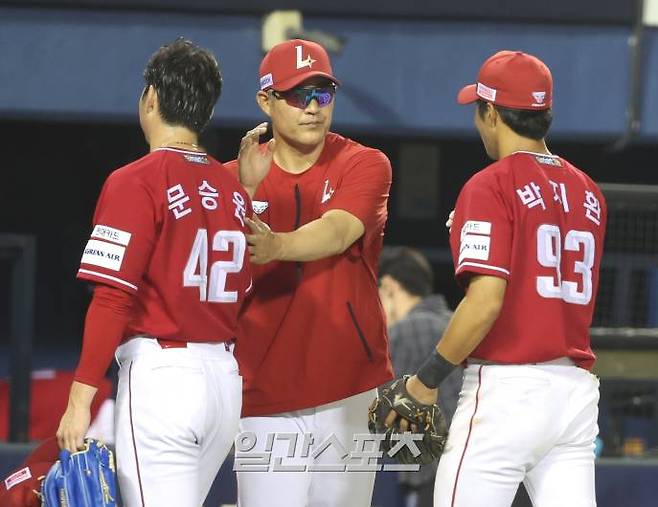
[91, 225, 132, 246]
[459, 234, 491, 263]
[459, 220, 492, 263]
[4, 467, 32, 491]
[81, 239, 126, 271]
[460, 220, 492, 239]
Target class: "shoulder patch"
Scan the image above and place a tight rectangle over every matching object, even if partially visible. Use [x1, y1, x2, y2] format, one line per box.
[91, 225, 131, 246]
[459, 220, 492, 264]
[81, 239, 126, 271]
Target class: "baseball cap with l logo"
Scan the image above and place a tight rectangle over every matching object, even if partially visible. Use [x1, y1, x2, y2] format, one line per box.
[457, 50, 552, 110]
[259, 39, 341, 92]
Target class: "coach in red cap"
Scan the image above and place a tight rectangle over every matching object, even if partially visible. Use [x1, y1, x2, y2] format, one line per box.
[257, 38, 341, 92]
[399, 50, 606, 506]
[225, 39, 394, 506]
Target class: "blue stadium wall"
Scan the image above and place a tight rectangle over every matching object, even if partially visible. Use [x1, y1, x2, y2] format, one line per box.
[1, 7, 658, 140]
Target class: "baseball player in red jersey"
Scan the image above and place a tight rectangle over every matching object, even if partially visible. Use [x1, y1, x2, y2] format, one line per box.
[225, 39, 394, 506]
[389, 51, 607, 506]
[55, 39, 252, 506]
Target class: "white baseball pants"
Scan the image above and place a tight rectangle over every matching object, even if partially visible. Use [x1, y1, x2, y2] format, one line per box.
[237, 389, 377, 507]
[114, 337, 242, 507]
[434, 361, 599, 507]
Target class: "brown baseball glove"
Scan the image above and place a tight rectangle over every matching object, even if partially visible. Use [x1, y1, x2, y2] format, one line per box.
[368, 376, 448, 465]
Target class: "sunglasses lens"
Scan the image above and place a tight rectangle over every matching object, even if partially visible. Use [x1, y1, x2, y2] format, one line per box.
[290, 89, 312, 108]
[282, 87, 335, 109]
[315, 90, 334, 107]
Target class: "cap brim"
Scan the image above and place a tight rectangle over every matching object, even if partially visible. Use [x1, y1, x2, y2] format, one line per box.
[272, 72, 341, 91]
[457, 84, 478, 105]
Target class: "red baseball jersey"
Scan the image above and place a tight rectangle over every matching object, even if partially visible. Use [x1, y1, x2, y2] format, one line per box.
[450, 151, 607, 369]
[77, 147, 252, 344]
[225, 132, 394, 416]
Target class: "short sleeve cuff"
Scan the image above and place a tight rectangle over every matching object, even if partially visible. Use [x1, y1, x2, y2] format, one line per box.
[77, 268, 138, 293]
[455, 261, 511, 281]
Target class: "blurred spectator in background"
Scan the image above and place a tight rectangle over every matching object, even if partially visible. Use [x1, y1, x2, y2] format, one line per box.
[378, 246, 463, 507]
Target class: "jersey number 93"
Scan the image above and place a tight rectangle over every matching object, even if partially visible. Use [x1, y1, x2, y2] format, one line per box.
[536, 224, 595, 306]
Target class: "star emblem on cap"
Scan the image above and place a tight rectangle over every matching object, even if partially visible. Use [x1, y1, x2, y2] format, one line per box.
[300, 55, 316, 69]
[295, 45, 317, 70]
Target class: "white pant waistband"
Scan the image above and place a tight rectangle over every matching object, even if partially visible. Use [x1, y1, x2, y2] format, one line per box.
[116, 336, 234, 365]
[467, 356, 575, 367]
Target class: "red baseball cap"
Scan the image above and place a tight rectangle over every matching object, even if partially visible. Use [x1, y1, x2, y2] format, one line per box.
[457, 50, 552, 110]
[259, 39, 340, 92]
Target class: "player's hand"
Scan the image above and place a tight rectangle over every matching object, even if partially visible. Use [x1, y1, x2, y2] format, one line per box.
[405, 375, 438, 405]
[57, 405, 91, 453]
[238, 122, 276, 197]
[446, 209, 455, 233]
[56, 381, 97, 452]
[246, 216, 283, 264]
[384, 375, 438, 432]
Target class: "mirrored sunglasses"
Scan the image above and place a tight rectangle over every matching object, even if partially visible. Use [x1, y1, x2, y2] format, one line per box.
[272, 85, 336, 109]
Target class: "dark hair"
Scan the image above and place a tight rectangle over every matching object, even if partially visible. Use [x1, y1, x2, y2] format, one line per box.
[379, 246, 434, 298]
[143, 38, 222, 134]
[477, 99, 552, 140]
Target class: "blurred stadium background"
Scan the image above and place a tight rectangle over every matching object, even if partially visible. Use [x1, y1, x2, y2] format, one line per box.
[1, 0, 658, 505]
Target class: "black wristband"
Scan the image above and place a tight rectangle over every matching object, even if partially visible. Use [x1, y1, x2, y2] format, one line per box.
[416, 349, 456, 389]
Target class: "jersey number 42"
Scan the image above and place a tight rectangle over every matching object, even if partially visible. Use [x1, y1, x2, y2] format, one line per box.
[183, 228, 246, 303]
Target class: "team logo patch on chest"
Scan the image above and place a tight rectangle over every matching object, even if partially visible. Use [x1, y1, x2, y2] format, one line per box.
[321, 179, 335, 204]
[252, 200, 269, 214]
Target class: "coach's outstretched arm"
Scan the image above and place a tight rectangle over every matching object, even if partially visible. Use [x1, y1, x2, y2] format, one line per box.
[245, 150, 390, 264]
[405, 275, 507, 405]
[246, 210, 363, 264]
